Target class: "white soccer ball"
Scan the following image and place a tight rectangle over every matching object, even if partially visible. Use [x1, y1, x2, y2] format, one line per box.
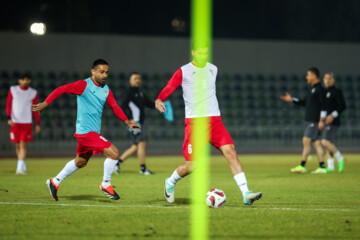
[206, 189, 226, 208]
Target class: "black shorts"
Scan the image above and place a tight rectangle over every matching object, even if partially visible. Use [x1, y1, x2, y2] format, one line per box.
[303, 122, 321, 141]
[321, 125, 339, 143]
[129, 125, 147, 144]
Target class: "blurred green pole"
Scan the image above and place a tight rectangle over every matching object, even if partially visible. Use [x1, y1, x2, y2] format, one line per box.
[190, 0, 212, 240]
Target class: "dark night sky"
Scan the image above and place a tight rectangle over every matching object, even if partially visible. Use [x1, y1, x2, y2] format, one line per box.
[1, 0, 360, 42]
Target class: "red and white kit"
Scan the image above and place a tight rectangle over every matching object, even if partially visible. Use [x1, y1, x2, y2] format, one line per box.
[157, 62, 233, 160]
[6, 86, 40, 142]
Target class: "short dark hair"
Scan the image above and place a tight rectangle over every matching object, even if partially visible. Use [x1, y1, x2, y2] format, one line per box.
[92, 59, 109, 69]
[19, 73, 31, 80]
[129, 72, 141, 78]
[308, 67, 320, 79]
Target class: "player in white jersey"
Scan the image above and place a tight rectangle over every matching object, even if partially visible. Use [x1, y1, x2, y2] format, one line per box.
[6, 73, 40, 175]
[155, 44, 262, 206]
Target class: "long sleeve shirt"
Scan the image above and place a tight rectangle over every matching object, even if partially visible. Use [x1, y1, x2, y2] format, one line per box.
[292, 82, 326, 122]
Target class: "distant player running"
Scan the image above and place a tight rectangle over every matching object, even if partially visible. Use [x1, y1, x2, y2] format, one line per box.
[6, 73, 40, 175]
[155, 44, 262, 206]
[32, 59, 140, 201]
[321, 73, 347, 172]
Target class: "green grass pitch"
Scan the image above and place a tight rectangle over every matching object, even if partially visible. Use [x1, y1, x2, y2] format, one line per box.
[0, 154, 359, 239]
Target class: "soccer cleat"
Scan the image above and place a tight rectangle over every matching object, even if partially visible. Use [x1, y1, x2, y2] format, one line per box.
[244, 191, 262, 206]
[114, 164, 120, 175]
[99, 184, 120, 200]
[290, 165, 307, 173]
[140, 169, 155, 175]
[16, 170, 27, 175]
[46, 179, 59, 201]
[311, 168, 327, 174]
[326, 168, 334, 173]
[338, 159, 345, 173]
[164, 178, 175, 203]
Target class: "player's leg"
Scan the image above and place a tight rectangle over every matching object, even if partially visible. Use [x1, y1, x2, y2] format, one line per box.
[101, 144, 121, 200]
[325, 148, 335, 172]
[165, 161, 191, 203]
[114, 144, 138, 174]
[321, 139, 345, 172]
[164, 120, 192, 203]
[311, 140, 327, 173]
[47, 153, 90, 201]
[219, 144, 262, 206]
[211, 117, 261, 206]
[291, 136, 311, 173]
[138, 141, 154, 175]
[15, 143, 23, 175]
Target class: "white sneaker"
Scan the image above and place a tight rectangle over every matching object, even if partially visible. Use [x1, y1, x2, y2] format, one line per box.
[311, 168, 327, 174]
[244, 191, 262, 206]
[164, 178, 175, 203]
[16, 170, 27, 175]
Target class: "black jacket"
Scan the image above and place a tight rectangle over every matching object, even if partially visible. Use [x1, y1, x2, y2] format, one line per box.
[293, 82, 326, 122]
[323, 85, 346, 126]
[121, 87, 155, 124]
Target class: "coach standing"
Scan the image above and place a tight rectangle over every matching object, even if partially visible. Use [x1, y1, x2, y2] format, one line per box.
[281, 67, 327, 174]
[321, 73, 346, 172]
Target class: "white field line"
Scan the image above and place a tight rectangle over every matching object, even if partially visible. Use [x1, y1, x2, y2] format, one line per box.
[0, 202, 358, 212]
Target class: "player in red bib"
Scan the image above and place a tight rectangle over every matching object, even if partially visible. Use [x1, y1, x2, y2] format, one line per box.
[155, 43, 262, 206]
[6, 73, 40, 175]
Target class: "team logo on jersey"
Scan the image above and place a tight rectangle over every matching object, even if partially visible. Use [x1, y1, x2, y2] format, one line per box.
[209, 69, 214, 75]
[311, 88, 315, 93]
[326, 92, 331, 98]
[104, 91, 108, 96]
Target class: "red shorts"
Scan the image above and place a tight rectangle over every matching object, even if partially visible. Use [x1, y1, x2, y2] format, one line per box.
[10, 123, 33, 143]
[183, 116, 234, 161]
[74, 132, 112, 156]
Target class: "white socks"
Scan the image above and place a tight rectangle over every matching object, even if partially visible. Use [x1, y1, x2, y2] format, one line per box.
[53, 159, 79, 186]
[102, 158, 117, 187]
[327, 158, 335, 170]
[16, 160, 26, 172]
[168, 169, 182, 185]
[234, 172, 249, 197]
[334, 151, 344, 162]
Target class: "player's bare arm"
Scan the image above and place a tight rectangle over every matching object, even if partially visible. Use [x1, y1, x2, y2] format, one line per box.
[280, 92, 293, 102]
[35, 125, 41, 134]
[32, 101, 49, 112]
[155, 99, 166, 113]
[325, 115, 334, 125]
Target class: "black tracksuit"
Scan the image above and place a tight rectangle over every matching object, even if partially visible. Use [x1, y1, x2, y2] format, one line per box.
[121, 87, 155, 124]
[323, 85, 346, 126]
[292, 82, 326, 122]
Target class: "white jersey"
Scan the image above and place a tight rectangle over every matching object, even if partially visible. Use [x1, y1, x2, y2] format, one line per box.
[180, 62, 221, 118]
[9, 86, 37, 123]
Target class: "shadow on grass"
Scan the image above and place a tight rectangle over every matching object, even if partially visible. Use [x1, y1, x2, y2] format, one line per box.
[61, 194, 112, 203]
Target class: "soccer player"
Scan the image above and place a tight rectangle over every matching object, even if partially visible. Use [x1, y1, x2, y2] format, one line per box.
[114, 72, 155, 175]
[6, 73, 40, 175]
[32, 59, 140, 201]
[155, 44, 262, 206]
[321, 73, 347, 172]
[280, 67, 327, 174]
